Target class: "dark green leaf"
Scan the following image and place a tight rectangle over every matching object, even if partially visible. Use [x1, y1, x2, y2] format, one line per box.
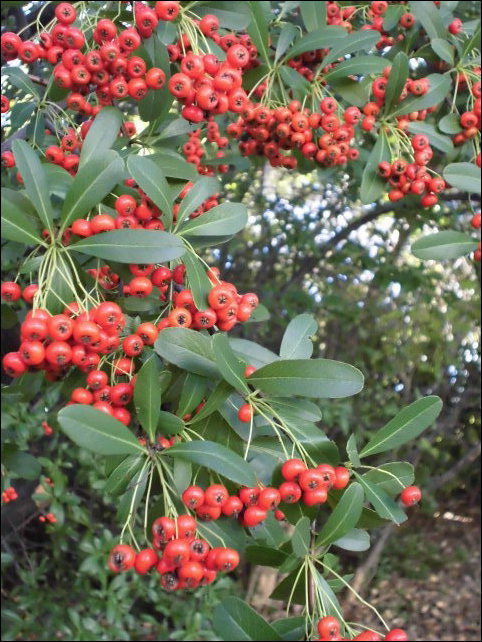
[3, 451, 41, 480]
[322, 30, 379, 67]
[392, 74, 452, 116]
[126, 155, 172, 227]
[272, 617, 305, 641]
[134, 357, 161, 441]
[177, 372, 208, 417]
[279, 314, 317, 360]
[12, 140, 53, 232]
[157, 410, 185, 436]
[248, 359, 364, 398]
[292, 517, 311, 557]
[411, 1, 447, 39]
[300, 1, 326, 32]
[355, 473, 407, 524]
[247, 1, 271, 66]
[383, 52, 409, 114]
[407, 121, 454, 153]
[71, 229, 185, 263]
[104, 455, 145, 496]
[275, 23, 298, 61]
[58, 405, 144, 455]
[412, 231, 478, 260]
[245, 545, 289, 567]
[180, 202, 248, 238]
[285, 27, 346, 60]
[443, 162, 481, 194]
[155, 327, 219, 377]
[431, 38, 454, 64]
[79, 107, 123, 169]
[316, 483, 364, 546]
[3, 67, 41, 99]
[213, 597, 282, 641]
[360, 396, 443, 457]
[182, 251, 213, 310]
[346, 434, 360, 467]
[166, 440, 256, 486]
[362, 462, 414, 496]
[61, 151, 125, 228]
[360, 131, 391, 204]
[1, 192, 42, 245]
[324, 56, 389, 82]
[212, 333, 249, 393]
[176, 177, 220, 228]
[438, 113, 463, 134]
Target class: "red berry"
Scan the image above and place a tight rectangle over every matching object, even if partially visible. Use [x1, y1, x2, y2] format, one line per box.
[108, 544, 136, 572]
[400, 486, 422, 506]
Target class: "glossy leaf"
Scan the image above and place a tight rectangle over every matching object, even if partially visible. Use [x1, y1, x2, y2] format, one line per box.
[213, 597, 282, 641]
[176, 176, 220, 228]
[285, 27, 346, 60]
[406, 122, 454, 154]
[104, 455, 145, 496]
[316, 483, 364, 546]
[279, 314, 317, 359]
[79, 107, 123, 169]
[155, 327, 219, 378]
[58, 405, 144, 455]
[230, 338, 279, 369]
[325, 56, 389, 81]
[292, 517, 311, 557]
[300, 1, 326, 32]
[355, 473, 407, 524]
[275, 23, 298, 61]
[247, 1, 271, 66]
[1, 192, 42, 245]
[383, 52, 409, 114]
[157, 410, 185, 436]
[412, 231, 478, 261]
[212, 333, 249, 393]
[392, 74, 452, 116]
[182, 251, 213, 311]
[248, 359, 364, 398]
[431, 38, 454, 64]
[71, 229, 185, 264]
[322, 30, 379, 67]
[61, 151, 125, 228]
[360, 131, 391, 204]
[333, 528, 370, 552]
[126, 155, 172, 227]
[362, 462, 414, 496]
[166, 440, 256, 486]
[411, 1, 447, 40]
[443, 162, 481, 195]
[180, 202, 248, 238]
[134, 357, 161, 441]
[12, 140, 53, 232]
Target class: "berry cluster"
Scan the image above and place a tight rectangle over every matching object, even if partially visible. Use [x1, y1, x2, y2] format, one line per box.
[316, 615, 408, 641]
[227, 98, 361, 170]
[109, 512, 239, 591]
[181, 125, 229, 175]
[39, 512, 57, 524]
[181, 461, 351, 527]
[377, 135, 446, 209]
[2, 486, 18, 503]
[1, 281, 38, 304]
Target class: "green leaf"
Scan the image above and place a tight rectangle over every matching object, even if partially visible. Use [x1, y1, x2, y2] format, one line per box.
[166, 440, 256, 486]
[117, 465, 148, 523]
[157, 410, 185, 436]
[79, 107, 123, 169]
[362, 463, 414, 496]
[383, 52, 409, 114]
[272, 617, 306, 641]
[139, 88, 171, 123]
[461, 22, 481, 61]
[180, 202, 248, 238]
[247, 1, 271, 66]
[333, 528, 370, 552]
[151, 151, 198, 180]
[126, 155, 172, 228]
[270, 566, 305, 604]
[346, 434, 360, 467]
[322, 30, 379, 67]
[406, 122, 454, 154]
[182, 251, 213, 310]
[410, 1, 447, 40]
[3, 67, 41, 99]
[412, 231, 478, 261]
[190, 380, 232, 425]
[3, 451, 41, 480]
[195, 3, 252, 31]
[213, 597, 282, 641]
[156, 117, 200, 140]
[392, 73, 452, 116]
[71, 229, 185, 264]
[355, 473, 407, 524]
[313, 571, 344, 618]
[431, 38, 454, 64]
[9, 102, 35, 134]
[61, 151, 125, 228]
[330, 76, 372, 107]
[316, 483, 364, 546]
[12, 140, 53, 232]
[324, 56, 389, 82]
[178, 372, 208, 417]
[1, 192, 42, 245]
[44, 163, 74, 199]
[104, 455, 145, 496]
[279, 314, 317, 360]
[134, 357, 161, 441]
[443, 162, 481, 195]
[176, 177, 220, 228]
[292, 517, 311, 557]
[155, 327, 219, 378]
[279, 65, 311, 95]
[275, 23, 299, 61]
[230, 338, 279, 369]
[285, 27, 346, 60]
[173, 458, 192, 495]
[245, 545, 289, 567]
[58, 405, 144, 455]
[197, 516, 247, 551]
[360, 131, 391, 204]
[438, 113, 463, 134]
[382, 5, 405, 31]
[360, 396, 442, 457]
[300, 1, 326, 32]
[212, 333, 249, 393]
[269, 398, 322, 422]
[248, 359, 364, 398]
